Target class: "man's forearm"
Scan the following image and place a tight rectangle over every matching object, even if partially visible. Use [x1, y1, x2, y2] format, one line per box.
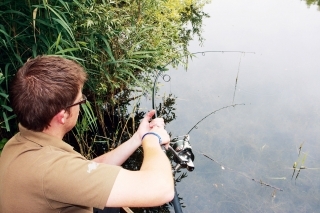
[140, 134, 174, 189]
[92, 133, 140, 165]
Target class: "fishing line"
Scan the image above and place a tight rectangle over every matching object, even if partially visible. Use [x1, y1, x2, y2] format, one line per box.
[159, 50, 255, 72]
[192, 50, 255, 55]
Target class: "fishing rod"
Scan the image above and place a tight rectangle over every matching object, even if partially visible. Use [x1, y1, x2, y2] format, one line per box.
[152, 68, 195, 172]
[156, 50, 255, 76]
[186, 103, 245, 135]
[150, 50, 255, 212]
[151, 68, 195, 213]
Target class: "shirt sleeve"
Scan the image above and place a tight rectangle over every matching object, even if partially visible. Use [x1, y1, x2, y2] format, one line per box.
[41, 147, 121, 210]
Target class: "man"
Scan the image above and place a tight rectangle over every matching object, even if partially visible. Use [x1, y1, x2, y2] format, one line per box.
[0, 55, 174, 212]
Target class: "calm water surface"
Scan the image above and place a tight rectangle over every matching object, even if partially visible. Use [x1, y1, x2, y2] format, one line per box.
[153, 0, 320, 212]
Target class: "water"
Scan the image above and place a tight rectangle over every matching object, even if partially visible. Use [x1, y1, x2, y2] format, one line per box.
[153, 0, 320, 212]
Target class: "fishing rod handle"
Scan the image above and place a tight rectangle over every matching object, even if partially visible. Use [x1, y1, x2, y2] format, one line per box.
[172, 187, 183, 213]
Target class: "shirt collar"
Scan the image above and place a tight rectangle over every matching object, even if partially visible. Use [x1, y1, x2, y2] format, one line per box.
[18, 124, 74, 152]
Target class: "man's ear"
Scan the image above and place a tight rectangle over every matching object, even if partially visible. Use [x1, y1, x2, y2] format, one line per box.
[54, 110, 68, 124]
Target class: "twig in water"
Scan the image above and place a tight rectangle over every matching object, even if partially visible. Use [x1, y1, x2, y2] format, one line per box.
[232, 53, 244, 104]
[252, 178, 283, 191]
[200, 152, 284, 191]
[291, 162, 297, 180]
[298, 141, 305, 156]
[295, 166, 306, 184]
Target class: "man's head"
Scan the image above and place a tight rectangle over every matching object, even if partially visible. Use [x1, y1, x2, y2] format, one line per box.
[9, 55, 87, 132]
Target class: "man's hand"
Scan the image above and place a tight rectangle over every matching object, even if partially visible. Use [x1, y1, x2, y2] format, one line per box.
[136, 110, 169, 147]
[145, 125, 171, 149]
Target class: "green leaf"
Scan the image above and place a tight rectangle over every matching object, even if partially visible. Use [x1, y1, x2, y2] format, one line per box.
[2, 112, 10, 132]
[1, 104, 13, 112]
[0, 138, 8, 151]
[55, 48, 80, 55]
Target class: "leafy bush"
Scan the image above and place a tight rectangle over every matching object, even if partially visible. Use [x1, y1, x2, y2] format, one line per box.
[0, 0, 210, 155]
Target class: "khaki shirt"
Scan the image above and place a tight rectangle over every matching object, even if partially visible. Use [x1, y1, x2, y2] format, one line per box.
[0, 125, 121, 213]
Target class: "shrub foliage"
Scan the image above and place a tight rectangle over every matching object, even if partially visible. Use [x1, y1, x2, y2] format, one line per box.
[0, 0, 210, 154]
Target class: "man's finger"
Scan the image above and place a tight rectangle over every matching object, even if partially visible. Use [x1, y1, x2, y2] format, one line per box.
[143, 110, 156, 122]
[149, 122, 165, 129]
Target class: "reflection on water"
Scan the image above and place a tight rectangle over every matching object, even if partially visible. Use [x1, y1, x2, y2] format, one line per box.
[153, 0, 320, 212]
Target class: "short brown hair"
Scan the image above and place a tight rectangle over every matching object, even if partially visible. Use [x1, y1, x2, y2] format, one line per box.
[9, 55, 88, 131]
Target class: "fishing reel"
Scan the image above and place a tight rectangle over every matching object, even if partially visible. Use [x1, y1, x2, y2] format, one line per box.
[169, 135, 195, 172]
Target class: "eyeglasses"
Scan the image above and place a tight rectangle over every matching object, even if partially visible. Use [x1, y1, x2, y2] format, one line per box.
[65, 94, 87, 109]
